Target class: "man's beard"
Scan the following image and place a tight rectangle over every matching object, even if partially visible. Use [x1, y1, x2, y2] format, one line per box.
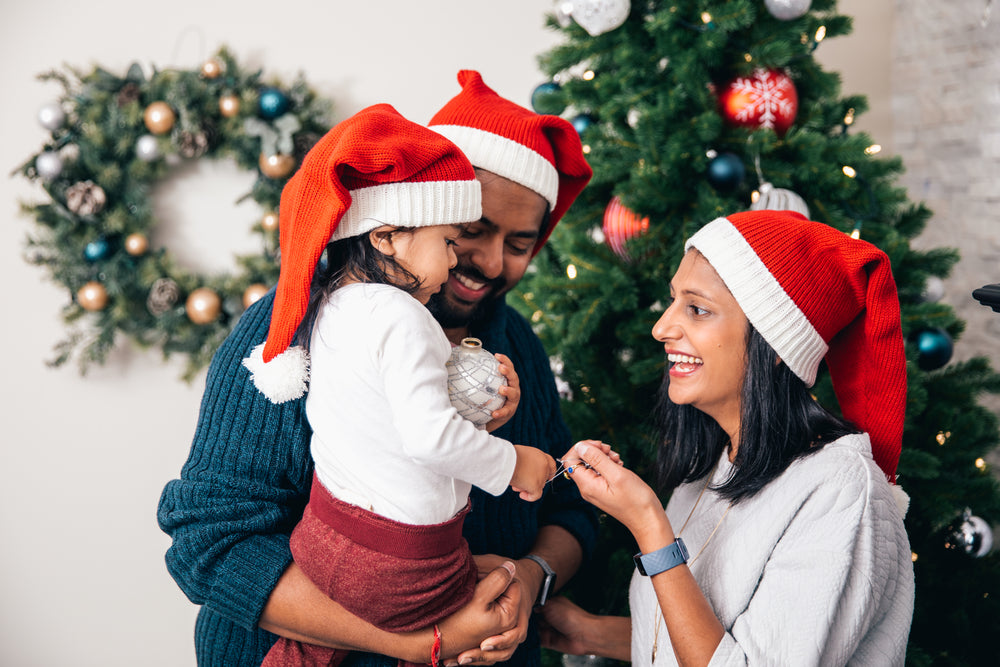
[426, 263, 506, 330]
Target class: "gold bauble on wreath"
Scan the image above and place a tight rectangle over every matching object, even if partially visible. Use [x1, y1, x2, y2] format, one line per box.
[186, 287, 222, 324]
[144, 101, 176, 135]
[261, 211, 280, 232]
[77, 281, 108, 311]
[16, 47, 333, 378]
[259, 153, 296, 179]
[219, 95, 241, 118]
[243, 283, 270, 309]
[124, 233, 149, 256]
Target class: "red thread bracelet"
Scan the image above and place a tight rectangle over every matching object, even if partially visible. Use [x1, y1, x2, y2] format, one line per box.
[431, 624, 442, 667]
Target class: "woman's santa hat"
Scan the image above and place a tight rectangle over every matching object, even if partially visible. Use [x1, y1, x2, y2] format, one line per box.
[428, 70, 592, 253]
[243, 103, 482, 403]
[686, 211, 908, 502]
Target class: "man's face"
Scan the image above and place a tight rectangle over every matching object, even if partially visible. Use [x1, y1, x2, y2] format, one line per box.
[427, 169, 549, 329]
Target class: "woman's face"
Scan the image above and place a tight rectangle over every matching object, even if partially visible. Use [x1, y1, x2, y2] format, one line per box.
[652, 249, 749, 435]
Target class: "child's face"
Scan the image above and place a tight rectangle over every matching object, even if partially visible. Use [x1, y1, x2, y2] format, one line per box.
[391, 224, 462, 304]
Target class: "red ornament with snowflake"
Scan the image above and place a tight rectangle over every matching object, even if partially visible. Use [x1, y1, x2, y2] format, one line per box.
[718, 68, 798, 135]
[603, 196, 650, 260]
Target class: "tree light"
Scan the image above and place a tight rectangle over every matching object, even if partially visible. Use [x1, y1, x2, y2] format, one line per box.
[582, 144, 591, 154]
[844, 108, 856, 126]
[865, 144, 883, 155]
[583, 70, 596, 81]
[936, 430, 951, 445]
[911, 552, 918, 562]
[976, 457, 987, 470]
[701, 12, 713, 23]
[566, 264, 578, 279]
[815, 25, 827, 43]
[842, 165, 857, 178]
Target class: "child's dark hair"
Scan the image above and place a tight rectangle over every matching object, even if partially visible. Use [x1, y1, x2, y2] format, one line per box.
[295, 228, 421, 352]
[653, 324, 860, 503]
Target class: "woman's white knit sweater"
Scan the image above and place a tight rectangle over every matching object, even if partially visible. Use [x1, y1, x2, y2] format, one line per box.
[630, 433, 914, 666]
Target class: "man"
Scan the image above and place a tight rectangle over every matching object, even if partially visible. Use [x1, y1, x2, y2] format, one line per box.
[158, 70, 595, 667]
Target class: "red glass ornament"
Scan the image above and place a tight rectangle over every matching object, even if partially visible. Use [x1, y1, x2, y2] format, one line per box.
[603, 196, 650, 260]
[718, 68, 798, 135]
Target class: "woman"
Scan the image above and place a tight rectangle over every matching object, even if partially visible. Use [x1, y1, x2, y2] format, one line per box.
[542, 210, 915, 666]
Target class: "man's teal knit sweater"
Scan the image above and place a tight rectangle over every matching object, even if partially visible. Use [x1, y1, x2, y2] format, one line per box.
[157, 289, 598, 667]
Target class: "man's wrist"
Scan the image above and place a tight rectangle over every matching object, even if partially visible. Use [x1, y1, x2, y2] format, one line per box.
[522, 554, 557, 606]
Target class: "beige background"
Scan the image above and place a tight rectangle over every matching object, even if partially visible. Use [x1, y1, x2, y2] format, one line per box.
[0, 1, 992, 665]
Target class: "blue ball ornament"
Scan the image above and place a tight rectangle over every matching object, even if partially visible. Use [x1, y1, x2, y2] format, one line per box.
[707, 152, 746, 192]
[530, 81, 566, 115]
[258, 86, 291, 120]
[913, 327, 953, 371]
[84, 238, 111, 263]
[571, 113, 595, 135]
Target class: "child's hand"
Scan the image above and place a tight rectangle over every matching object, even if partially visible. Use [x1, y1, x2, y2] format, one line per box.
[484, 353, 520, 433]
[510, 445, 557, 502]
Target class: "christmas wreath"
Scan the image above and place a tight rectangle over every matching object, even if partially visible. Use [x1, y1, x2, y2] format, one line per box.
[16, 47, 333, 379]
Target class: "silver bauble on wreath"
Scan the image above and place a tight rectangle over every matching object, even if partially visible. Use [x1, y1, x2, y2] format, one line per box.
[447, 337, 507, 426]
[764, 0, 812, 21]
[750, 182, 810, 219]
[38, 102, 66, 131]
[136, 134, 161, 162]
[35, 151, 63, 180]
[945, 508, 994, 558]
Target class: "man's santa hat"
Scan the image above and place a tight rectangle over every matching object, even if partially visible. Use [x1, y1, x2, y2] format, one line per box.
[429, 70, 593, 253]
[243, 103, 481, 403]
[686, 211, 908, 506]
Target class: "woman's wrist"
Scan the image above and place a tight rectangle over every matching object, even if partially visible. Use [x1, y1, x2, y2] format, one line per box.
[631, 504, 675, 554]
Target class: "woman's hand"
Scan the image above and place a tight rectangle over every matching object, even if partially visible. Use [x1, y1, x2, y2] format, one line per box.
[484, 353, 520, 432]
[562, 440, 669, 546]
[436, 561, 521, 663]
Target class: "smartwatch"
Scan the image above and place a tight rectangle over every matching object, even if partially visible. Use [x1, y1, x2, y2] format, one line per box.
[523, 554, 557, 606]
[634, 538, 689, 576]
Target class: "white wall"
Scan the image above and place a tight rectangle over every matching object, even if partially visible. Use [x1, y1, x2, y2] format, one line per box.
[0, 2, 900, 666]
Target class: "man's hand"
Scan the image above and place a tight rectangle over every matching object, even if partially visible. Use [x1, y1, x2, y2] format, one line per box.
[437, 561, 522, 663]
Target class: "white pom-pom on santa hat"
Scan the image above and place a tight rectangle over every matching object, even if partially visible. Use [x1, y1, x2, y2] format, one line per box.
[243, 342, 310, 404]
[890, 483, 910, 519]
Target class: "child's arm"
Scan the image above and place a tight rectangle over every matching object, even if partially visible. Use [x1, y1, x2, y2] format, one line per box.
[484, 352, 519, 432]
[510, 445, 557, 501]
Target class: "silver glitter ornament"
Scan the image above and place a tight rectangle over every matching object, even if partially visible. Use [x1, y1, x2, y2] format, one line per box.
[136, 134, 161, 162]
[447, 337, 507, 426]
[37, 102, 66, 131]
[35, 151, 63, 180]
[945, 508, 994, 558]
[764, 0, 812, 21]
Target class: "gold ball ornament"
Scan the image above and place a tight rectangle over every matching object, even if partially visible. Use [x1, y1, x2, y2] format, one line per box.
[201, 58, 225, 79]
[185, 287, 222, 324]
[144, 101, 176, 135]
[219, 94, 241, 118]
[259, 153, 296, 179]
[124, 233, 149, 256]
[242, 283, 269, 309]
[77, 281, 109, 311]
[261, 211, 280, 232]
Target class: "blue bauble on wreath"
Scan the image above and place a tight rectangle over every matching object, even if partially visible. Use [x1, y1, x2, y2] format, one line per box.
[912, 327, 953, 370]
[84, 237, 111, 263]
[531, 81, 566, 115]
[258, 86, 291, 119]
[707, 152, 746, 192]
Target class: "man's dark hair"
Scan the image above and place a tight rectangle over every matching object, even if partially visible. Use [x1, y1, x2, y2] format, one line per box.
[653, 324, 859, 503]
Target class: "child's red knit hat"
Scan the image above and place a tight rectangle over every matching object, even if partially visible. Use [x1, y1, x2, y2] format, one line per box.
[685, 211, 907, 486]
[243, 103, 481, 403]
[428, 70, 592, 253]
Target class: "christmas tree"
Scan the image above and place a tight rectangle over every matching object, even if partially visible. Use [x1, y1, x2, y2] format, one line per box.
[513, 1, 1000, 663]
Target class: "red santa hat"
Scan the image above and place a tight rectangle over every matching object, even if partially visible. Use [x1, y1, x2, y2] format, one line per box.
[428, 70, 592, 253]
[243, 103, 481, 403]
[685, 210, 907, 487]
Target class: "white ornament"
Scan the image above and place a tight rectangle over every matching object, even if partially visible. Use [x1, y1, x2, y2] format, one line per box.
[554, 1, 574, 27]
[35, 151, 63, 180]
[764, 0, 812, 21]
[136, 134, 161, 162]
[37, 102, 66, 131]
[750, 182, 810, 219]
[921, 275, 946, 303]
[447, 337, 507, 426]
[566, 0, 631, 36]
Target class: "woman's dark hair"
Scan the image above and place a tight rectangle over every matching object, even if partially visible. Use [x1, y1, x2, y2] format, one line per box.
[294, 228, 421, 352]
[653, 324, 860, 504]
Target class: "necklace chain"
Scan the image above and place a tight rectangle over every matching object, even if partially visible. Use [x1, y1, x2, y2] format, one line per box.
[651, 468, 732, 663]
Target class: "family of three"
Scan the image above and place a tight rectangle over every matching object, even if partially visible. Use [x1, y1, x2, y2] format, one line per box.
[158, 70, 915, 667]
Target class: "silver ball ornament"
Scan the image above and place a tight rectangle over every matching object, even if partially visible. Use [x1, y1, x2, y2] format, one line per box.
[921, 276, 946, 303]
[35, 151, 63, 180]
[764, 0, 812, 21]
[136, 134, 161, 162]
[446, 337, 507, 426]
[946, 508, 994, 558]
[38, 102, 66, 131]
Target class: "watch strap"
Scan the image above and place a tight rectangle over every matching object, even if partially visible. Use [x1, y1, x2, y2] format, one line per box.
[634, 538, 689, 576]
[524, 553, 557, 606]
